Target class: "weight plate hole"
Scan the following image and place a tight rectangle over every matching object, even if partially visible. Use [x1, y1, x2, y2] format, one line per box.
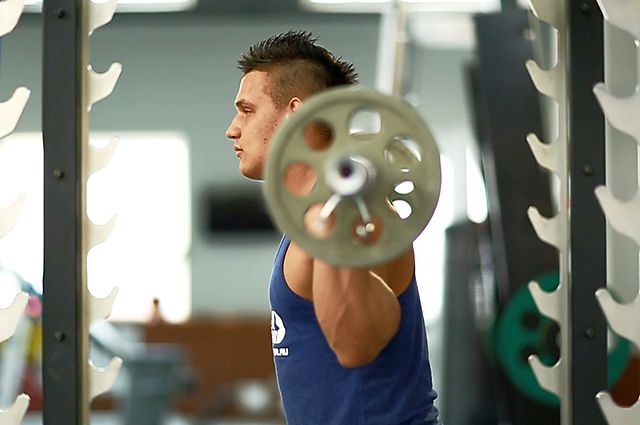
[284, 162, 317, 196]
[391, 199, 412, 220]
[349, 108, 381, 136]
[546, 323, 561, 358]
[304, 120, 333, 151]
[304, 203, 335, 239]
[394, 181, 415, 195]
[385, 136, 422, 170]
[521, 311, 540, 330]
[520, 346, 537, 364]
[352, 215, 383, 245]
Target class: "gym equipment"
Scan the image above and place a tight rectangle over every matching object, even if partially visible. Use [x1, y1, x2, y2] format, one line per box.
[0, 0, 26, 37]
[0, 395, 28, 424]
[0, 87, 30, 141]
[592, 0, 640, 422]
[42, 0, 123, 423]
[264, 87, 441, 267]
[0, 1, 30, 141]
[0, 272, 43, 409]
[0, 1, 30, 423]
[90, 321, 194, 425]
[84, 0, 124, 411]
[473, 10, 560, 422]
[525, 0, 572, 422]
[495, 272, 630, 406]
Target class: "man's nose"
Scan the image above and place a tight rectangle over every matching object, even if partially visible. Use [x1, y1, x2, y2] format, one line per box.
[226, 119, 240, 140]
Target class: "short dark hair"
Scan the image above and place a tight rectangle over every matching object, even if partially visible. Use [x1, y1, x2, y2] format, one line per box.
[237, 30, 358, 108]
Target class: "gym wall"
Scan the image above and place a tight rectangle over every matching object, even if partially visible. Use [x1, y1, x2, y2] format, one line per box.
[1, 12, 379, 316]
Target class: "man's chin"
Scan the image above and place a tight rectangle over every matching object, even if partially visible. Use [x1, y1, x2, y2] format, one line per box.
[240, 167, 263, 181]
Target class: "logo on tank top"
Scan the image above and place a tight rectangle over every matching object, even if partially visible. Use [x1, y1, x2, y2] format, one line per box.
[271, 310, 289, 357]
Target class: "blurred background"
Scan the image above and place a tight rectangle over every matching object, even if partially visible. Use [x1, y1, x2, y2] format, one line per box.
[0, 0, 638, 424]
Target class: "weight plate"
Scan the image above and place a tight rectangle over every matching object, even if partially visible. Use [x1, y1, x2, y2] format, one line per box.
[494, 271, 631, 405]
[263, 87, 441, 267]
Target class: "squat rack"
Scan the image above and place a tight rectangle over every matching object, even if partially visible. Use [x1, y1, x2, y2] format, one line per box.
[42, 0, 122, 423]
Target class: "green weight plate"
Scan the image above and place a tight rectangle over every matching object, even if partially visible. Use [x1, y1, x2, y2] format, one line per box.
[495, 272, 561, 405]
[263, 87, 441, 267]
[494, 271, 631, 405]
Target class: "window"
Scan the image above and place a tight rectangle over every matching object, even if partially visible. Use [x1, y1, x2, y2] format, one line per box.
[0, 132, 191, 323]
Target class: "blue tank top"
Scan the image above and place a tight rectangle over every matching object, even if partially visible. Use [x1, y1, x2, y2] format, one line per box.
[269, 236, 440, 425]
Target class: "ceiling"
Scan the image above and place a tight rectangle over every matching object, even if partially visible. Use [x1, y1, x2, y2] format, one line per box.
[191, 0, 304, 14]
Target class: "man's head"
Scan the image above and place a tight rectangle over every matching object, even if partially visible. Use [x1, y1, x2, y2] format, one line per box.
[226, 30, 358, 180]
[237, 30, 358, 109]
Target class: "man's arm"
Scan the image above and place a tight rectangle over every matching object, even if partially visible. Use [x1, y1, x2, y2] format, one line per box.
[311, 250, 414, 368]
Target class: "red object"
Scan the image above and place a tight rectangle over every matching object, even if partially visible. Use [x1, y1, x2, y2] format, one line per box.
[22, 367, 43, 411]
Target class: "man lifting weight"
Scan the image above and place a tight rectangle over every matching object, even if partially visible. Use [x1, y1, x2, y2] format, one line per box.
[225, 30, 440, 425]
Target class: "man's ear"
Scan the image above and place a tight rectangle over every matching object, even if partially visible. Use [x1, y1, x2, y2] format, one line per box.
[287, 97, 302, 114]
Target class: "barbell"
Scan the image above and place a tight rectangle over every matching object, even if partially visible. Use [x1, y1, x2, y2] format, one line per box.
[263, 87, 441, 267]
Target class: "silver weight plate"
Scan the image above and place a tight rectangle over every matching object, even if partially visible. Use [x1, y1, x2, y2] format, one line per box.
[263, 87, 441, 267]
